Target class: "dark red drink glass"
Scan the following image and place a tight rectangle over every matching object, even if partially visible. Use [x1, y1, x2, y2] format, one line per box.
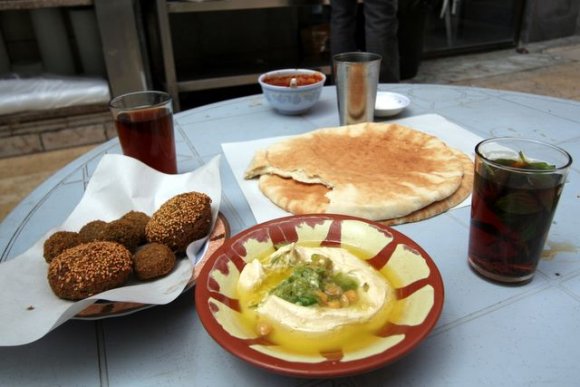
[468, 137, 572, 284]
[109, 91, 177, 174]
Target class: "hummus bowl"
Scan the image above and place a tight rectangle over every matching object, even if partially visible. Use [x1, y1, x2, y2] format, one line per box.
[195, 214, 444, 378]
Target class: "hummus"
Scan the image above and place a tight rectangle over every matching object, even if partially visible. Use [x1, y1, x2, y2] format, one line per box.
[238, 243, 394, 335]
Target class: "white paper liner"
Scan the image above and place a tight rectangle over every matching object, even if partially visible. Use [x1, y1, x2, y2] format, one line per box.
[0, 154, 221, 346]
[222, 114, 484, 224]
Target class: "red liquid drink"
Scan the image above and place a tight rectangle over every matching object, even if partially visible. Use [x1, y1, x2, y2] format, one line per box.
[467, 138, 571, 284]
[115, 108, 177, 174]
[110, 91, 177, 174]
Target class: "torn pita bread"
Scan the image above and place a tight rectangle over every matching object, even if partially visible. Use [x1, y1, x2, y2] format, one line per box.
[380, 149, 473, 225]
[256, 149, 473, 225]
[245, 122, 468, 221]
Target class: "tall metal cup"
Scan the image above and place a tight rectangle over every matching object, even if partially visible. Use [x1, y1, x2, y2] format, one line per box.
[333, 52, 382, 125]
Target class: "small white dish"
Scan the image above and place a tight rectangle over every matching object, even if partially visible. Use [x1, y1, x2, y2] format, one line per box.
[374, 92, 410, 117]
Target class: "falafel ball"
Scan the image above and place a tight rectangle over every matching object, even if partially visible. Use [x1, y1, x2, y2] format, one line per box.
[101, 219, 142, 252]
[43, 231, 82, 263]
[78, 220, 107, 243]
[133, 242, 176, 280]
[145, 192, 212, 252]
[121, 211, 150, 244]
[47, 241, 133, 300]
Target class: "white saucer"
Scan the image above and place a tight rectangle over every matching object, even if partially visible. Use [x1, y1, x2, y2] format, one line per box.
[374, 92, 410, 117]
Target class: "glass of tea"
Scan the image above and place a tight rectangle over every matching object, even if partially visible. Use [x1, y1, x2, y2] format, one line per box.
[468, 137, 572, 284]
[109, 91, 177, 174]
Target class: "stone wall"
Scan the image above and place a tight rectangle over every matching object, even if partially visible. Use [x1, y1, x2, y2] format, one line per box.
[0, 106, 115, 158]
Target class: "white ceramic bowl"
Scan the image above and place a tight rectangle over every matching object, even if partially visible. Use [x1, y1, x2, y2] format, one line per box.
[258, 69, 326, 115]
[374, 92, 410, 117]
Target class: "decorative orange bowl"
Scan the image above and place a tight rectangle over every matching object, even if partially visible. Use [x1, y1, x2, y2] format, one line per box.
[195, 214, 444, 378]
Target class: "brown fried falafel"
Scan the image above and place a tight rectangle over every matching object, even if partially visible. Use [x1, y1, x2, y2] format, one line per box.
[78, 220, 107, 243]
[47, 241, 133, 300]
[133, 243, 176, 280]
[145, 192, 212, 252]
[101, 219, 142, 252]
[121, 211, 150, 244]
[43, 231, 82, 263]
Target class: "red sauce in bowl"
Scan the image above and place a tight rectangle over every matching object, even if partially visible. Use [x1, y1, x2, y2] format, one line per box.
[262, 73, 324, 87]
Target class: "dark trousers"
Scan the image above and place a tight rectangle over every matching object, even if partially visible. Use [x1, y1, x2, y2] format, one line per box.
[330, 0, 400, 83]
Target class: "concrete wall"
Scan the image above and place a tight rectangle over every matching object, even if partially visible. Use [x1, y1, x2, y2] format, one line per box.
[520, 0, 580, 43]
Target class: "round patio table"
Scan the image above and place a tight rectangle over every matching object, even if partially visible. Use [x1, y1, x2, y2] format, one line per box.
[1, 84, 579, 386]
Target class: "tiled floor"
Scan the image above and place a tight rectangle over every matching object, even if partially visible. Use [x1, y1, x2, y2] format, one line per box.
[1, 35, 579, 222]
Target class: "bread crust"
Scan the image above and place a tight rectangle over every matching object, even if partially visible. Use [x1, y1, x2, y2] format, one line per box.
[246, 122, 467, 221]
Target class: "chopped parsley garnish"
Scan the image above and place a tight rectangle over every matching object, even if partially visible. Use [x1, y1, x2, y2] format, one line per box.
[270, 254, 359, 307]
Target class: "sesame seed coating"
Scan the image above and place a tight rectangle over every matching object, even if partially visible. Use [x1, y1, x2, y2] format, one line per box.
[145, 192, 212, 252]
[43, 231, 82, 263]
[47, 241, 133, 300]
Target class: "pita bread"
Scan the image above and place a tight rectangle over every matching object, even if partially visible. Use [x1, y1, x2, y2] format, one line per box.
[257, 149, 473, 225]
[380, 149, 473, 225]
[258, 175, 330, 215]
[245, 122, 466, 221]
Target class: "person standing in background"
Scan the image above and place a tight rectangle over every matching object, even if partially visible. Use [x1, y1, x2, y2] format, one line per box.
[330, 0, 400, 83]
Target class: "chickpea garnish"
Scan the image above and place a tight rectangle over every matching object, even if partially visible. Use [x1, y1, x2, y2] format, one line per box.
[256, 320, 272, 336]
